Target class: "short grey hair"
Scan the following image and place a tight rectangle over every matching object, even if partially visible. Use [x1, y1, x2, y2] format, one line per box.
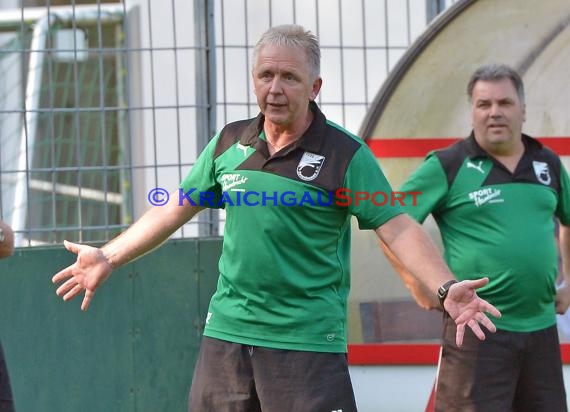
[252, 24, 321, 80]
[467, 63, 525, 104]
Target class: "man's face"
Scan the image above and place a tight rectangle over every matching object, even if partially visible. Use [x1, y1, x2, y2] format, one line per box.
[470, 78, 526, 152]
[252, 44, 321, 129]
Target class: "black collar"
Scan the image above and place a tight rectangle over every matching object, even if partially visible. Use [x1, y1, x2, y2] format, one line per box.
[464, 131, 543, 159]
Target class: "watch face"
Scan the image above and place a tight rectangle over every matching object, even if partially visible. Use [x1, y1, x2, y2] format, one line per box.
[437, 288, 446, 305]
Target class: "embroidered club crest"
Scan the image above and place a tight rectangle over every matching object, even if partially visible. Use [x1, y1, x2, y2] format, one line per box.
[296, 152, 325, 181]
[532, 161, 551, 185]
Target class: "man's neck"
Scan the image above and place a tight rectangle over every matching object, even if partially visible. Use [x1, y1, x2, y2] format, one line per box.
[482, 138, 525, 173]
[264, 110, 313, 149]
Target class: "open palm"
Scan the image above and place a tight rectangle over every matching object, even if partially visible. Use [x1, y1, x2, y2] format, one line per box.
[52, 240, 114, 311]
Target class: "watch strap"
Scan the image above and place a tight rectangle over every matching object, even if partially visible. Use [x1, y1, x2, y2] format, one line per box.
[437, 279, 459, 308]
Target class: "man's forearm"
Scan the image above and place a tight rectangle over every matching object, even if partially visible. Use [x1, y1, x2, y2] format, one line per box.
[380, 239, 440, 309]
[376, 214, 455, 295]
[102, 200, 203, 269]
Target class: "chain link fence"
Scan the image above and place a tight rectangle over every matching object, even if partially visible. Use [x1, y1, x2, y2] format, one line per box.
[0, 0, 458, 246]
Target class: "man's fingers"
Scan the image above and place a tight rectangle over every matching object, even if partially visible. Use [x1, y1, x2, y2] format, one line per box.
[52, 266, 74, 284]
[461, 277, 489, 289]
[455, 323, 465, 347]
[63, 283, 84, 301]
[478, 313, 497, 333]
[53, 240, 86, 283]
[54, 241, 100, 311]
[467, 319, 485, 340]
[454, 309, 500, 347]
[81, 289, 95, 311]
[483, 303, 501, 319]
[457, 317, 489, 347]
[56, 277, 78, 296]
[63, 239, 83, 254]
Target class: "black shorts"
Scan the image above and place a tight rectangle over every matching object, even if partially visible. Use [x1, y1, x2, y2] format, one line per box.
[0, 341, 15, 412]
[188, 336, 357, 412]
[436, 315, 567, 412]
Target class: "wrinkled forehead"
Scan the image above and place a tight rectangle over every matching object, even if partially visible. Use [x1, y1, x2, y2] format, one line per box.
[253, 45, 311, 74]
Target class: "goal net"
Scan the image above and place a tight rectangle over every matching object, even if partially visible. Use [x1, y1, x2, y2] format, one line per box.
[0, 6, 130, 245]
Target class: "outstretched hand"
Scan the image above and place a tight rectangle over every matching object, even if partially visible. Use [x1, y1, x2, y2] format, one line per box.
[444, 277, 501, 347]
[52, 240, 114, 311]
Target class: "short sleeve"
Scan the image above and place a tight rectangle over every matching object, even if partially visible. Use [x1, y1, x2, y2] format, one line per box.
[399, 152, 449, 223]
[343, 144, 403, 230]
[179, 134, 224, 208]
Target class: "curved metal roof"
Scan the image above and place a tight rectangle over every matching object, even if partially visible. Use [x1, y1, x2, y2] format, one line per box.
[360, 0, 570, 141]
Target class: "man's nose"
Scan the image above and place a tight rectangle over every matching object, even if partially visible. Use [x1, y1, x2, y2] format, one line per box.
[489, 103, 502, 117]
[269, 77, 283, 93]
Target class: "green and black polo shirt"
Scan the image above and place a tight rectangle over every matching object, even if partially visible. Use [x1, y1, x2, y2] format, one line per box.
[401, 133, 570, 332]
[180, 102, 402, 352]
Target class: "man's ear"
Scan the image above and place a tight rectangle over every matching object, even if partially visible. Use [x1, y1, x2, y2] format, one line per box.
[310, 77, 323, 101]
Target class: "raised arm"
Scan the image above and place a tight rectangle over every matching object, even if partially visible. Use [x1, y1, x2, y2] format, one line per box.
[52, 191, 204, 311]
[375, 213, 501, 346]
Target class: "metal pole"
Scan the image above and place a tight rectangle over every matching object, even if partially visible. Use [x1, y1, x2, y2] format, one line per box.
[194, 0, 218, 237]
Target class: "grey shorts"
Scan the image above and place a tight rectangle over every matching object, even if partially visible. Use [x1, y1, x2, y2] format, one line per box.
[188, 336, 357, 412]
[436, 315, 567, 412]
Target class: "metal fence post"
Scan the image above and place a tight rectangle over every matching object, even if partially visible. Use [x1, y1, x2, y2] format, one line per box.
[194, 0, 218, 236]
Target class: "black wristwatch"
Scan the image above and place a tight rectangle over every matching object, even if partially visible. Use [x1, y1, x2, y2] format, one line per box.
[437, 280, 458, 309]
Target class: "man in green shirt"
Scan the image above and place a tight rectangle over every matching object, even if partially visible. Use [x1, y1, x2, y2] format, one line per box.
[52, 25, 500, 411]
[391, 63, 570, 411]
